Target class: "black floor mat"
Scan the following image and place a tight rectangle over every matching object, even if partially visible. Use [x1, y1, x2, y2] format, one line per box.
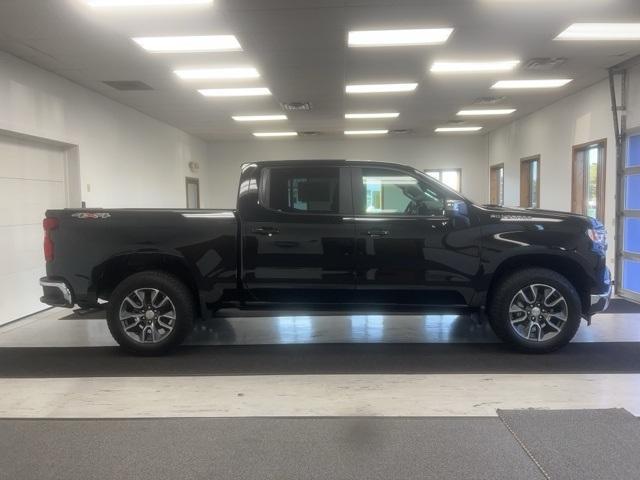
[605, 298, 640, 314]
[497, 409, 640, 480]
[2, 342, 640, 378]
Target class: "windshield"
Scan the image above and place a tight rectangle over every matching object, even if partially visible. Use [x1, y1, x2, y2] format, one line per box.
[411, 168, 473, 203]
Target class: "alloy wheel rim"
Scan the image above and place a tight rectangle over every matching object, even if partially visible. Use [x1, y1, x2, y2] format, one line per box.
[508, 283, 568, 342]
[119, 288, 176, 344]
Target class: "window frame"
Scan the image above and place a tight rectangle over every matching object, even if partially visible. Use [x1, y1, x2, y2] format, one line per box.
[571, 139, 606, 222]
[351, 165, 454, 219]
[185, 177, 200, 209]
[424, 168, 462, 192]
[520, 155, 541, 208]
[489, 163, 504, 206]
[257, 165, 352, 216]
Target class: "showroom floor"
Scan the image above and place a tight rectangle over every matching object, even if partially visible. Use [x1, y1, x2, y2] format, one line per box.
[1, 308, 640, 479]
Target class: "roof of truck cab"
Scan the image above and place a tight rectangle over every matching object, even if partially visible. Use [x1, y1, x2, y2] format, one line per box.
[246, 159, 415, 169]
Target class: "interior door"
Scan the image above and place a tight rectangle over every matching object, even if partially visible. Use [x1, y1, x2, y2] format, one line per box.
[241, 165, 356, 303]
[351, 166, 479, 306]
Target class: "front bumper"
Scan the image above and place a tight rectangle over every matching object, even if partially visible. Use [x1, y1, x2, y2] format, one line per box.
[589, 283, 612, 315]
[40, 277, 74, 308]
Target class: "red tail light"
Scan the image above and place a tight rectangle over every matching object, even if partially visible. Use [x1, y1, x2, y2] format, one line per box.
[43, 217, 59, 262]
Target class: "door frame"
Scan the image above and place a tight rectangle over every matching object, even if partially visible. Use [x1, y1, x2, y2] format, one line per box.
[490, 163, 504, 206]
[185, 177, 200, 209]
[520, 155, 541, 208]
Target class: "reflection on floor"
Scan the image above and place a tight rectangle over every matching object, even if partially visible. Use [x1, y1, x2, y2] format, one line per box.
[0, 308, 637, 348]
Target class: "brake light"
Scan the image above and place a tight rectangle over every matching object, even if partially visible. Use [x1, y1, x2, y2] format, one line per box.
[43, 217, 59, 262]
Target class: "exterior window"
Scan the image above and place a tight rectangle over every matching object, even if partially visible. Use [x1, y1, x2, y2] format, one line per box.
[361, 168, 445, 216]
[520, 156, 540, 208]
[572, 140, 606, 221]
[490, 164, 504, 206]
[262, 166, 339, 214]
[185, 177, 200, 209]
[425, 168, 462, 192]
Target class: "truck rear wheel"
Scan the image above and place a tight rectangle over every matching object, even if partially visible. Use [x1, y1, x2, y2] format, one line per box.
[488, 268, 581, 353]
[106, 271, 194, 355]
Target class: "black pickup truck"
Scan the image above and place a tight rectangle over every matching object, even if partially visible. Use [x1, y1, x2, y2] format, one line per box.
[40, 160, 611, 354]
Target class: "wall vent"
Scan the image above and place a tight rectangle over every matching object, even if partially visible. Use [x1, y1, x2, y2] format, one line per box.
[280, 101, 312, 111]
[523, 57, 567, 71]
[298, 131, 322, 136]
[103, 80, 153, 91]
[389, 129, 413, 135]
[473, 95, 507, 105]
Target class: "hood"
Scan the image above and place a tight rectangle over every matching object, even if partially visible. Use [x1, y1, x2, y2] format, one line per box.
[480, 204, 600, 226]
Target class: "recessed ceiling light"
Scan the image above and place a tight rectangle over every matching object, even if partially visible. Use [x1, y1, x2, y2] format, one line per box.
[133, 35, 241, 53]
[233, 115, 287, 122]
[430, 60, 520, 73]
[348, 28, 453, 47]
[435, 126, 483, 133]
[174, 67, 259, 80]
[344, 130, 389, 135]
[253, 132, 298, 137]
[556, 23, 640, 41]
[492, 79, 572, 89]
[198, 87, 271, 97]
[457, 109, 516, 116]
[88, 0, 211, 5]
[345, 112, 400, 119]
[346, 83, 418, 94]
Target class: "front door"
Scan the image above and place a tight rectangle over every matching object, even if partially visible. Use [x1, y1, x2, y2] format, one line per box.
[351, 166, 479, 306]
[241, 164, 356, 304]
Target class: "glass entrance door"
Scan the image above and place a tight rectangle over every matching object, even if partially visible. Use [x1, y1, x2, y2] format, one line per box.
[619, 132, 640, 301]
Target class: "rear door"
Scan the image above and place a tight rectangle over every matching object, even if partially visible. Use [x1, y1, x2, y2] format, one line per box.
[241, 164, 356, 303]
[351, 165, 478, 306]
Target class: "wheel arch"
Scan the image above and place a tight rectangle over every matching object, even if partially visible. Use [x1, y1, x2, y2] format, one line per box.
[485, 254, 591, 315]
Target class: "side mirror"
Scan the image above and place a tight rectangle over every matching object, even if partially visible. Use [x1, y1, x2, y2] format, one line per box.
[445, 199, 468, 217]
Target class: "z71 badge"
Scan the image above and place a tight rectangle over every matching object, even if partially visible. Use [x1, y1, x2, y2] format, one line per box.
[72, 212, 111, 219]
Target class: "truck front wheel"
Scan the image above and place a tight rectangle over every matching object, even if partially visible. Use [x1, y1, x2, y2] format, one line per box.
[106, 271, 194, 355]
[488, 268, 582, 353]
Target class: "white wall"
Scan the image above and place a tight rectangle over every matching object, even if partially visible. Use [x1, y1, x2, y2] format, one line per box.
[0, 52, 210, 209]
[206, 135, 489, 208]
[488, 63, 640, 271]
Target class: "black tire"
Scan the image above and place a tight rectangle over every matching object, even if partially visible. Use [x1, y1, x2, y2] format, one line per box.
[106, 271, 194, 355]
[488, 268, 582, 353]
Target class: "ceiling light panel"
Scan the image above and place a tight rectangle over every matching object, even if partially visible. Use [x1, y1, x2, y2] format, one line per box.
[199, 87, 271, 97]
[345, 130, 389, 135]
[174, 67, 259, 80]
[346, 83, 418, 94]
[133, 35, 241, 53]
[253, 132, 298, 137]
[556, 23, 640, 41]
[492, 79, 572, 89]
[435, 127, 483, 133]
[233, 115, 287, 122]
[430, 60, 520, 73]
[348, 28, 453, 47]
[88, 0, 211, 5]
[457, 109, 516, 116]
[345, 113, 399, 119]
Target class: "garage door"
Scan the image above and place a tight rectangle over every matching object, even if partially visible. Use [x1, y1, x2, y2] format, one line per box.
[619, 131, 640, 303]
[0, 134, 68, 325]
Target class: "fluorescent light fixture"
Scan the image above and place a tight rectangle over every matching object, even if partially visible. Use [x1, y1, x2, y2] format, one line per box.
[348, 28, 453, 47]
[345, 112, 399, 119]
[233, 115, 287, 122]
[430, 60, 520, 73]
[133, 35, 241, 53]
[492, 79, 572, 89]
[345, 130, 389, 135]
[435, 126, 483, 133]
[199, 87, 271, 97]
[346, 83, 418, 94]
[457, 109, 516, 116]
[253, 132, 298, 137]
[557, 23, 640, 41]
[174, 67, 259, 80]
[88, 0, 211, 5]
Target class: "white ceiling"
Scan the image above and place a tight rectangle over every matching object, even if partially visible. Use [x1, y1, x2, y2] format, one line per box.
[0, 0, 639, 141]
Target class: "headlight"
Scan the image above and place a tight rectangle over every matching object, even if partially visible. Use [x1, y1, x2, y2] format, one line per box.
[587, 227, 607, 249]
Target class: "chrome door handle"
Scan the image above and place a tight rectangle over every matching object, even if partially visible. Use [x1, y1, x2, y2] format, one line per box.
[365, 229, 389, 237]
[252, 227, 280, 236]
